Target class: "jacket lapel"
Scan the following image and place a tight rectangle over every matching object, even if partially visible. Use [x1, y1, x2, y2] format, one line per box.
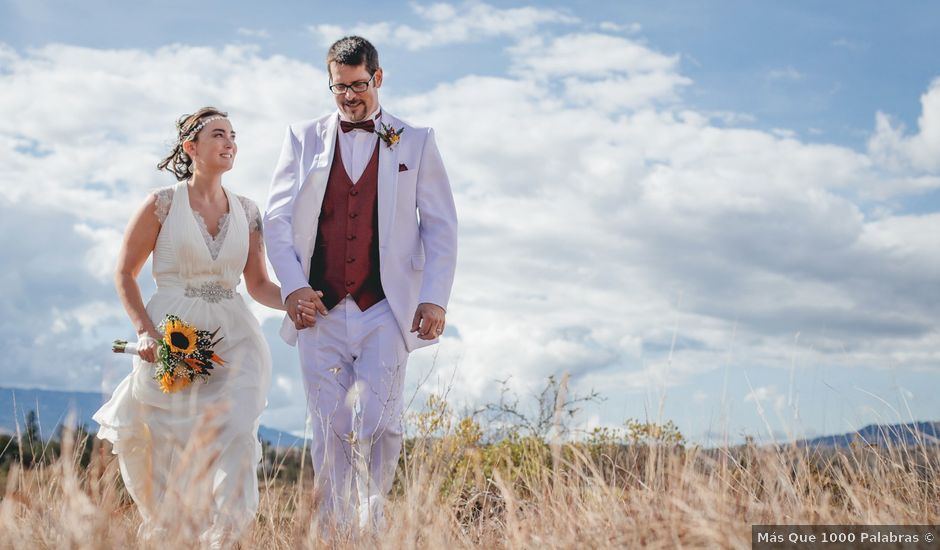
[297, 115, 339, 267]
[376, 112, 400, 251]
[318, 115, 338, 171]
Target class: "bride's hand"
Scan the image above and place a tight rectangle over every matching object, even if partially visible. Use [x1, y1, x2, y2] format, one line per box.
[137, 331, 160, 363]
[296, 296, 327, 328]
[287, 287, 327, 329]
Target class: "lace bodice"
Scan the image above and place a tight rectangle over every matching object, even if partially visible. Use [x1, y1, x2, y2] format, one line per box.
[154, 186, 261, 261]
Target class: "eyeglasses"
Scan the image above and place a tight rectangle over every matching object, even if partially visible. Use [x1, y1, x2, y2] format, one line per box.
[329, 73, 375, 95]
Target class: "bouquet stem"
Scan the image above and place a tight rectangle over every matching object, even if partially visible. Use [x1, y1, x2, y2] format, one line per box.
[112, 339, 139, 355]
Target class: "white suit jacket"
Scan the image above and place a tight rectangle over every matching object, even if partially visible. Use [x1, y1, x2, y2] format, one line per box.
[263, 110, 458, 352]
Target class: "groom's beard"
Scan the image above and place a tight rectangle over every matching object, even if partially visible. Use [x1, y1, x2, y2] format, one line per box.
[342, 100, 367, 121]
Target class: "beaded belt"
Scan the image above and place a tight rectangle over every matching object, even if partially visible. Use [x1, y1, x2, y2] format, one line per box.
[184, 281, 234, 303]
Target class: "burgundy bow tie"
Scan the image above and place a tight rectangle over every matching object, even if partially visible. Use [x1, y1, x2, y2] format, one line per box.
[340, 119, 376, 133]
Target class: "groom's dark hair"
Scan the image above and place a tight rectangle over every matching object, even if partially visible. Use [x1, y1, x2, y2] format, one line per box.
[326, 36, 380, 75]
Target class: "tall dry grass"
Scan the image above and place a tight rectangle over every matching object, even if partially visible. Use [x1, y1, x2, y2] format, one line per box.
[1, 415, 938, 549]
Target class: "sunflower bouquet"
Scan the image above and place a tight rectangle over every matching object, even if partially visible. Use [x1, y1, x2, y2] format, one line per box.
[113, 314, 225, 393]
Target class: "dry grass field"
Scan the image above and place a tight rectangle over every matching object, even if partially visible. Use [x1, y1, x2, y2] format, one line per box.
[1, 393, 938, 549]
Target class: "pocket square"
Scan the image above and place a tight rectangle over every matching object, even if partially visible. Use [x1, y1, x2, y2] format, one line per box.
[398, 163, 408, 172]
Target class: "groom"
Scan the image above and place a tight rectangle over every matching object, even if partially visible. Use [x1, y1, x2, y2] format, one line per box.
[263, 36, 458, 529]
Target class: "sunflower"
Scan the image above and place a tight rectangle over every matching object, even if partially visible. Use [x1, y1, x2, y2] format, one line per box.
[159, 373, 192, 393]
[164, 318, 198, 354]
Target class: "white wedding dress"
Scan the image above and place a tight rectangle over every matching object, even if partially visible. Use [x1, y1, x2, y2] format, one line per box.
[94, 181, 272, 545]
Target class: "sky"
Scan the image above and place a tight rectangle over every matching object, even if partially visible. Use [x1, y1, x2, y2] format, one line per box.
[1, 0, 939, 445]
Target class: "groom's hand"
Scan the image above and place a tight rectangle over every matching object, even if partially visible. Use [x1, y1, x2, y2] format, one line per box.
[411, 303, 446, 340]
[287, 287, 327, 329]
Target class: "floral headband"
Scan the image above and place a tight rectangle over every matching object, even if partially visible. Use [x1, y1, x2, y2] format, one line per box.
[182, 115, 227, 142]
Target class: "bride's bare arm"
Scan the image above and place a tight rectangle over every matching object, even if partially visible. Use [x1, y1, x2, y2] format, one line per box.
[115, 194, 162, 360]
[244, 229, 285, 310]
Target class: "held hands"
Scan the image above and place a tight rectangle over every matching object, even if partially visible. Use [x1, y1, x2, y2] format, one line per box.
[288, 291, 444, 337]
[287, 287, 328, 329]
[411, 303, 446, 340]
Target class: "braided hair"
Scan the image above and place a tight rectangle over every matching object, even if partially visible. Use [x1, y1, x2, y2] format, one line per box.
[157, 107, 228, 181]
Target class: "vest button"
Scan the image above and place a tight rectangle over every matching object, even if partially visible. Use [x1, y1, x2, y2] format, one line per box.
[347, 257, 355, 263]
[346, 280, 354, 286]
[347, 235, 356, 240]
[349, 212, 358, 219]
[350, 189, 359, 196]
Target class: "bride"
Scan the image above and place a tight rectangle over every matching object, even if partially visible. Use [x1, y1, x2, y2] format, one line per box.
[94, 107, 287, 546]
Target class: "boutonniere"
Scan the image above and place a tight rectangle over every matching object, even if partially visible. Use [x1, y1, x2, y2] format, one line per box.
[376, 122, 404, 149]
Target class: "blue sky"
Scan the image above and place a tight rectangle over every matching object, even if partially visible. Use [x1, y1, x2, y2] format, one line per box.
[2, 0, 939, 444]
[5, 1, 938, 148]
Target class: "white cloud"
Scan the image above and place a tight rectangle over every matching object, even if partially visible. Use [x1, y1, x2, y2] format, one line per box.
[0, 43, 333, 413]
[309, 2, 578, 50]
[390, 38, 940, 416]
[767, 66, 805, 81]
[744, 385, 786, 415]
[744, 385, 774, 403]
[0, 43, 333, 225]
[74, 223, 123, 281]
[504, 33, 691, 112]
[312, 22, 394, 47]
[832, 38, 864, 51]
[66, 301, 126, 336]
[868, 77, 940, 173]
[561, 71, 691, 111]
[703, 110, 757, 126]
[0, 199, 124, 390]
[2, 20, 940, 439]
[599, 21, 642, 34]
[856, 214, 940, 279]
[236, 28, 270, 39]
[509, 32, 680, 79]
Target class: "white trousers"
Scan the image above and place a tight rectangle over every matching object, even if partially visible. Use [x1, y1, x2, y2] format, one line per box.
[297, 297, 408, 531]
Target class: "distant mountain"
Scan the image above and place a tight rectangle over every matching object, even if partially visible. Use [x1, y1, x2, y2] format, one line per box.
[0, 386, 305, 448]
[4, 386, 936, 451]
[258, 425, 305, 449]
[797, 421, 940, 448]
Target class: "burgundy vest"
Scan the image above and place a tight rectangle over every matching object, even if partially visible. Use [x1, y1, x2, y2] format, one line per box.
[308, 136, 385, 311]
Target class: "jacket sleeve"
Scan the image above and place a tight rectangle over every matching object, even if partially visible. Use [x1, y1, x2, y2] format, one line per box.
[414, 128, 458, 309]
[264, 125, 310, 303]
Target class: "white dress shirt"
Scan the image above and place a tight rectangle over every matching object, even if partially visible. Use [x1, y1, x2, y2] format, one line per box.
[337, 107, 382, 183]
